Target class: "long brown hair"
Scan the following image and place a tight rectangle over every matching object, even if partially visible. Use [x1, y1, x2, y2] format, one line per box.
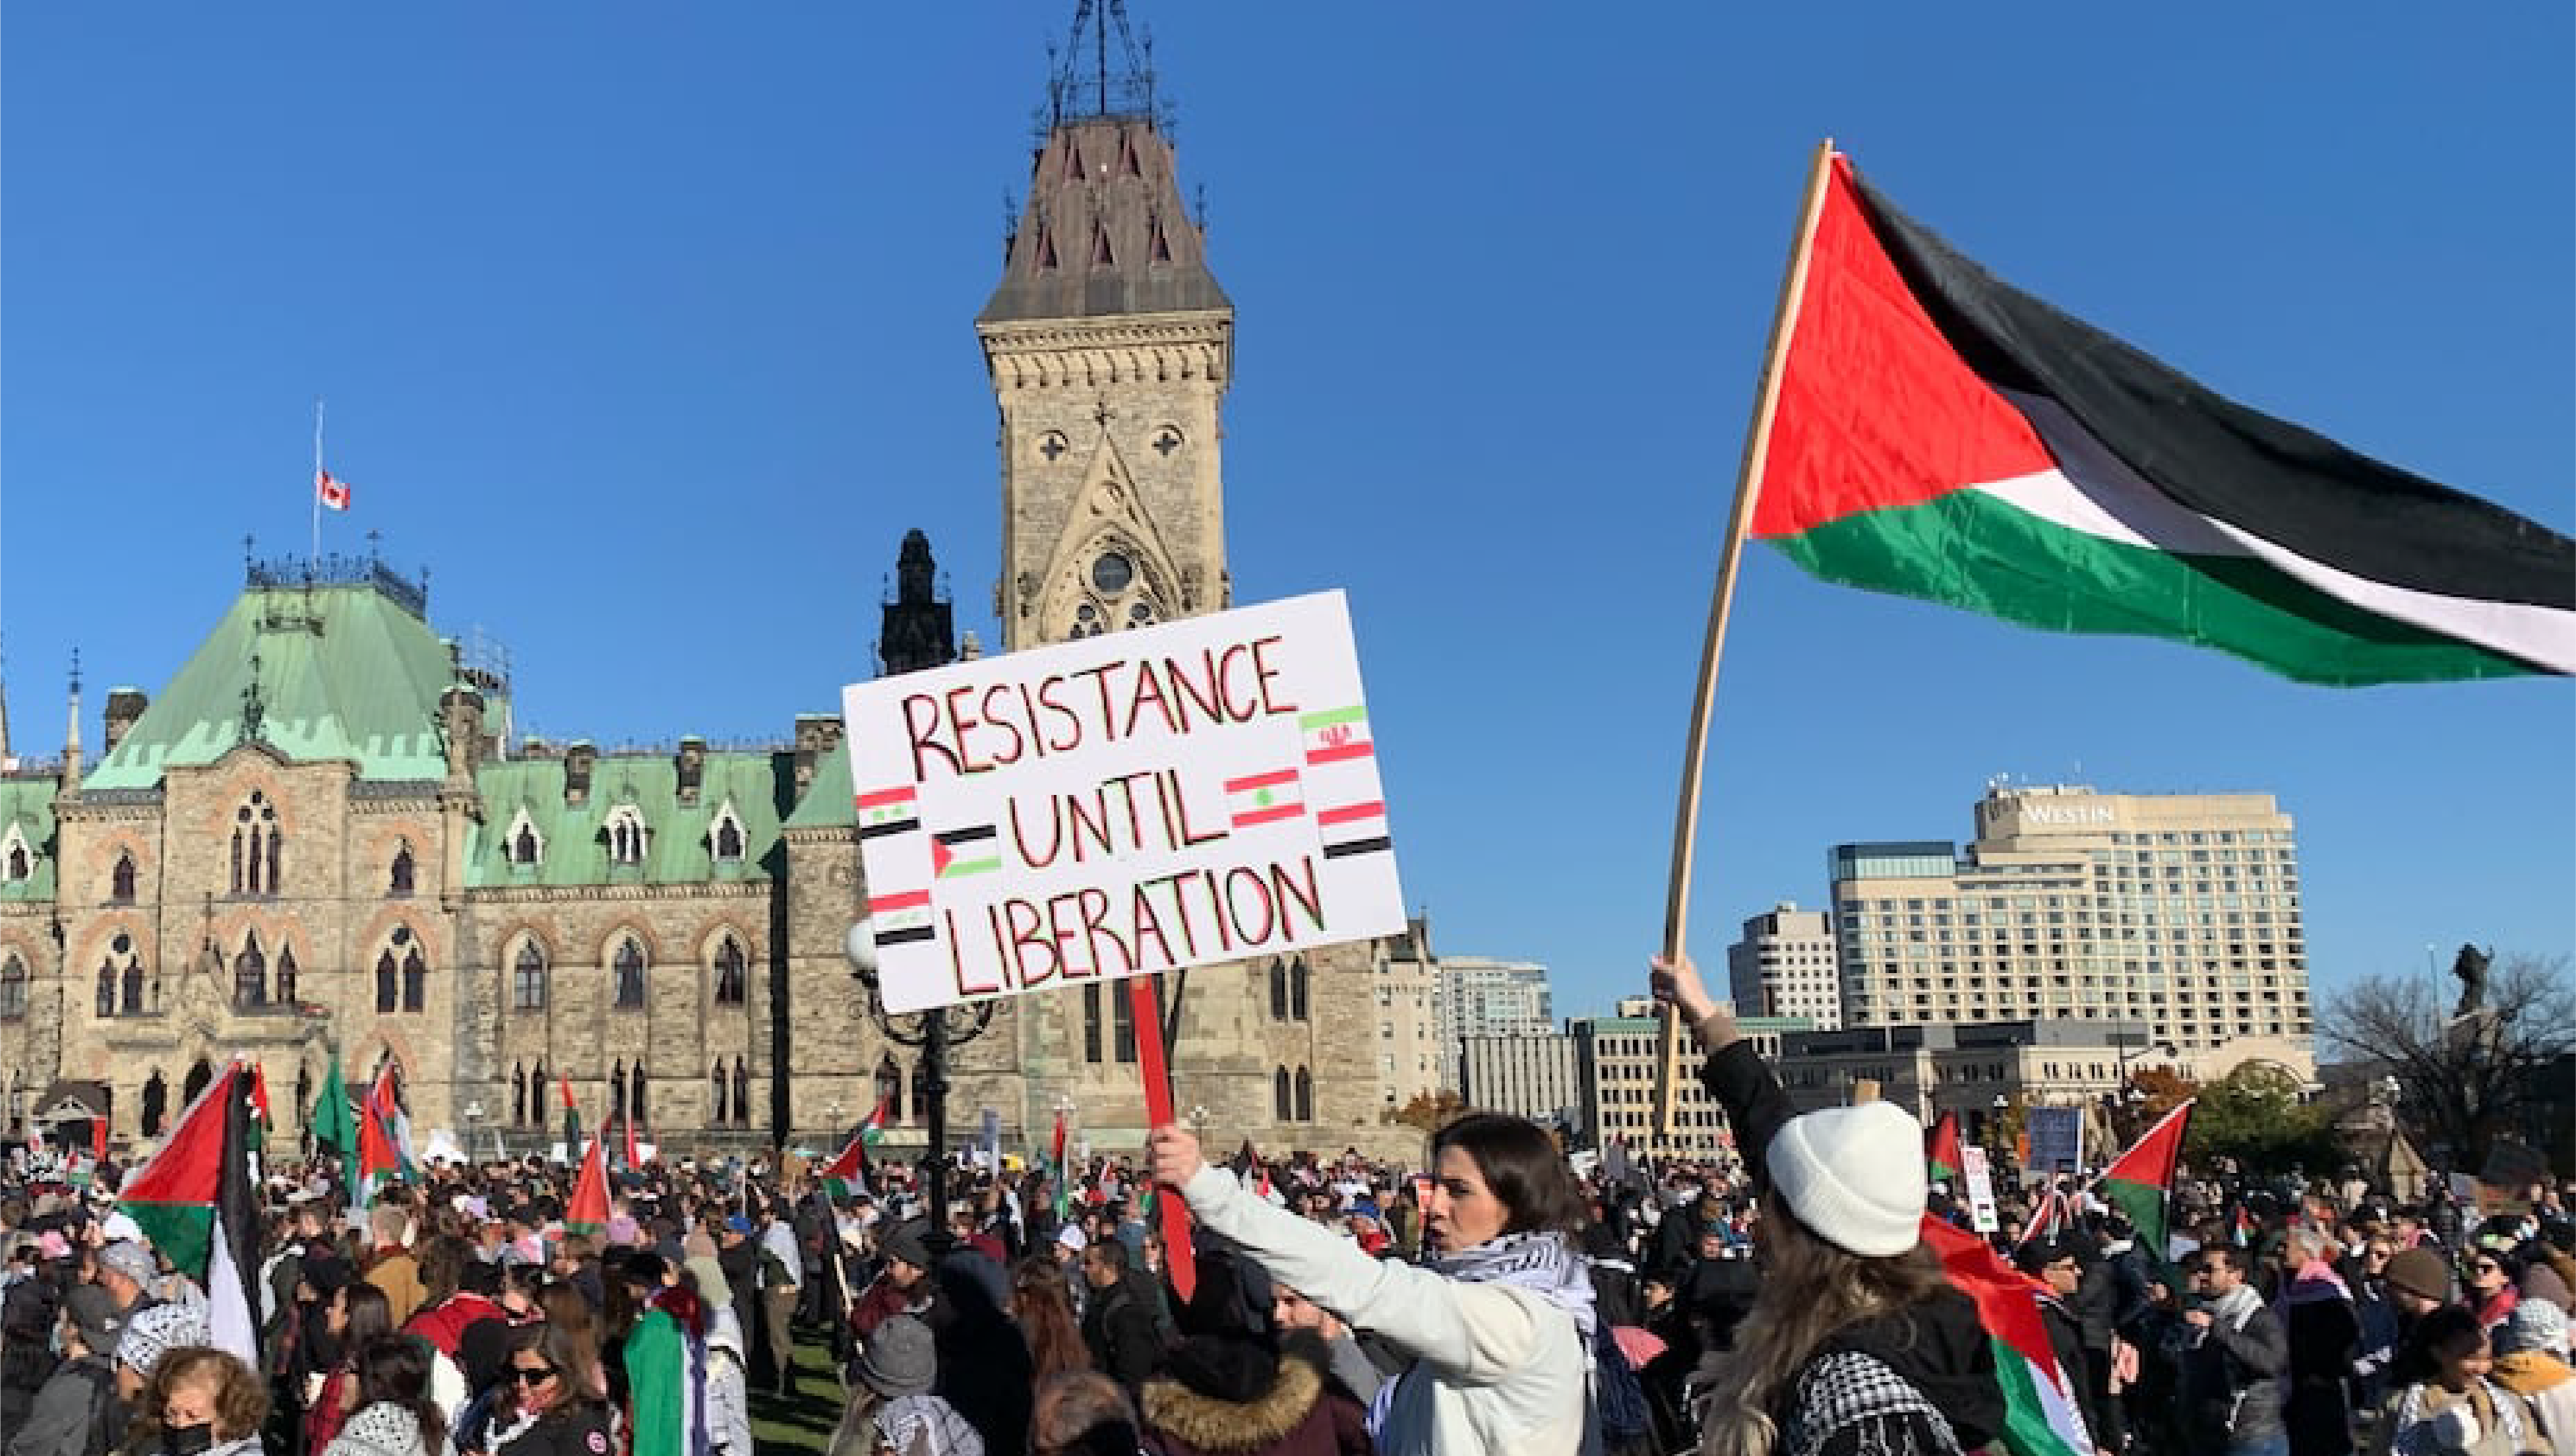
[1698, 1194, 1947, 1456]
[1011, 1256, 1093, 1383]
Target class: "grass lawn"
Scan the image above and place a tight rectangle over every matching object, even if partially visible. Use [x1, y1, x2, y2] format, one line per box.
[751, 1329, 851, 1455]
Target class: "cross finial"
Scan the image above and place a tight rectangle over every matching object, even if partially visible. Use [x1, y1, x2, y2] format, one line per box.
[1093, 398, 1116, 429]
[365, 529, 383, 563]
[68, 648, 82, 699]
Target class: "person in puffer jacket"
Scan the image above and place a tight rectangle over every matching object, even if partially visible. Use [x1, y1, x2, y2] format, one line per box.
[1135, 1244, 1368, 1456]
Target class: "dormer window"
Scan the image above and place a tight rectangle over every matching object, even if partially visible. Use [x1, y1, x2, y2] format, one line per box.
[708, 802, 748, 864]
[602, 806, 648, 867]
[389, 843, 416, 897]
[1, 825, 33, 884]
[505, 808, 544, 868]
[110, 852, 137, 904]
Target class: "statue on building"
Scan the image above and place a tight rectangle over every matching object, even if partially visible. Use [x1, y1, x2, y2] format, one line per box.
[2450, 943, 2492, 1018]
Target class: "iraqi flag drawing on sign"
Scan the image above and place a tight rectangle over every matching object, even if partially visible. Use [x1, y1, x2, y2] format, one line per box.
[871, 888, 937, 947]
[1753, 152, 2574, 685]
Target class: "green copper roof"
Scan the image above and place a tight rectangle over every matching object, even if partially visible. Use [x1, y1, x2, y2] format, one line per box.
[86, 583, 456, 790]
[781, 737, 855, 829]
[0, 778, 58, 901]
[465, 750, 792, 887]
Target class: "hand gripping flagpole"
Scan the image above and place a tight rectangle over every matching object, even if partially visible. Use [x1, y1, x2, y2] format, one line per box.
[1651, 140, 1840, 1139]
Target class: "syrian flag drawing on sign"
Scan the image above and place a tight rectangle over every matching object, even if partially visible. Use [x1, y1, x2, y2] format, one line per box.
[871, 889, 937, 947]
[2091, 1100, 2193, 1263]
[315, 468, 352, 512]
[118, 1063, 264, 1365]
[1752, 152, 2575, 685]
[1922, 1214, 2093, 1456]
[1926, 1110, 1964, 1187]
[855, 784, 921, 840]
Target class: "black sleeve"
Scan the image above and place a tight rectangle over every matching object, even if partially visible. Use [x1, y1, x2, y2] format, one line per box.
[1697, 1040, 1796, 1191]
[1813, 1410, 1959, 1456]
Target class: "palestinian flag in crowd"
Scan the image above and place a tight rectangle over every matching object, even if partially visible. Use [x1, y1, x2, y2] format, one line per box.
[357, 1063, 414, 1196]
[2018, 1187, 2070, 1249]
[2092, 1100, 2192, 1259]
[309, 1050, 361, 1205]
[1923, 1215, 2094, 1456]
[118, 1064, 264, 1365]
[1750, 152, 2575, 687]
[245, 1065, 272, 1153]
[560, 1074, 581, 1161]
[1927, 1111, 1964, 1187]
[566, 1135, 610, 1237]
[819, 1098, 886, 1200]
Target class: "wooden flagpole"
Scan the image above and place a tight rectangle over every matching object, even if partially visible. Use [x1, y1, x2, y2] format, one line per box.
[1651, 139, 1841, 1138]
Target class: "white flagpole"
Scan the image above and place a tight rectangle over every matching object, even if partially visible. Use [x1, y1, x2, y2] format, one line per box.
[311, 398, 325, 561]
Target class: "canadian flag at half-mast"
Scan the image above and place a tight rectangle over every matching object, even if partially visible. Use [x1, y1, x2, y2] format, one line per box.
[316, 468, 352, 511]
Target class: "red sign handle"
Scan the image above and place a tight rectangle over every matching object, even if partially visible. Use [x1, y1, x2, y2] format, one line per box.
[1128, 973, 1196, 1302]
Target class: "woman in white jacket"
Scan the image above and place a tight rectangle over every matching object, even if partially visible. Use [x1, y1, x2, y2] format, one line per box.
[1146, 1114, 1596, 1456]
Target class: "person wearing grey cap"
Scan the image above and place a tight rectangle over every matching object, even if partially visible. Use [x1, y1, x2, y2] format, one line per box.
[9, 1285, 125, 1456]
[830, 1314, 983, 1456]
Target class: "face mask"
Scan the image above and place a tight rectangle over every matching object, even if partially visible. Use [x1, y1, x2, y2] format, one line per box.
[161, 1424, 216, 1456]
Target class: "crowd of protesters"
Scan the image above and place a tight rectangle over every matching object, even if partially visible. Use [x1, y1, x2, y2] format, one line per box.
[0, 959, 2567, 1456]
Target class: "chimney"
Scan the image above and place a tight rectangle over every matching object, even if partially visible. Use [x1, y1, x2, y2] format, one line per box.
[675, 738, 706, 806]
[103, 688, 149, 755]
[564, 742, 596, 806]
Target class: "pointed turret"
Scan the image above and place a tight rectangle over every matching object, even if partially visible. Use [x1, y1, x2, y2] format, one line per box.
[878, 530, 957, 678]
[59, 652, 82, 798]
[979, 1, 1227, 325]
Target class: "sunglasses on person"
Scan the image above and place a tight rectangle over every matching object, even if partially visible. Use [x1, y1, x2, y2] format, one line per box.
[508, 1363, 559, 1387]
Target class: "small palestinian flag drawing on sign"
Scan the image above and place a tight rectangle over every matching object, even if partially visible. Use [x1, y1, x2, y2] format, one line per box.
[1301, 707, 1374, 766]
[932, 825, 1002, 879]
[871, 889, 938, 947]
[1316, 799, 1390, 860]
[1225, 769, 1306, 829]
[855, 785, 921, 840]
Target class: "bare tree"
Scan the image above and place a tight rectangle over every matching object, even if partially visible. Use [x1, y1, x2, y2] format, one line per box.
[2317, 953, 2575, 1173]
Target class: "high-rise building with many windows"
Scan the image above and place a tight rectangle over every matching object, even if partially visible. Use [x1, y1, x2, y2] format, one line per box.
[1829, 783, 2310, 1060]
[1727, 902, 1841, 1028]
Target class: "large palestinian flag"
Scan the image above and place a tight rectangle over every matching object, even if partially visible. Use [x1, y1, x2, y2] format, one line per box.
[1751, 152, 2575, 686]
[565, 1135, 610, 1238]
[119, 1063, 263, 1365]
[1922, 1215, 2092, 1456]
[2093, 1100, 2193, 1261]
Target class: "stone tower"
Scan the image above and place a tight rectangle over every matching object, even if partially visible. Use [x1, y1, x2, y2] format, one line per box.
[977, 20, 1232, 653]
[877, 530, 958, 677]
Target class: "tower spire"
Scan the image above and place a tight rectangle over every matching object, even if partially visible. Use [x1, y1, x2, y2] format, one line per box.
[1049, 0, 1157, 127]
[61, 649, 82, 796]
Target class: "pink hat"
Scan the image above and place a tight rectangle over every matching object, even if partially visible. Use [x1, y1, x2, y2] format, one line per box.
[36, 1232, 70, 1261]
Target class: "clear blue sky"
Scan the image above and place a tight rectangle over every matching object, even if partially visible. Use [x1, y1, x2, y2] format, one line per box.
[5, 4, 2569, 1027]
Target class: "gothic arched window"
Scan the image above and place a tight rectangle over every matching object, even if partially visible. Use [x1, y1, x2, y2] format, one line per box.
[96, 963, 117, 1019]
[0, 957, 25, 1021]
[402, 945, 426, 1013]
[512, 1062, 528, 1127]
[1, 845, 27, 882]
[629, 1061, 649, 1129]
[1273, 1067, 1293, 1122]
[1269, 959, 1288, 1021]
[181, 1058, 213, 1108]
[731, 1058, 751, 1127]
[110, 853, 137, 904]
[603, 808, 648, 868]
[512, 823, 541, 866]
[876, 1055, 904, 1124]
[234, 932, 267, 1008]
[530, 1061, 549, 1127]
[275, 946, 298, 1006]
[712, 935, 747, 1007]
[709, 1062, 728, 1126]
[610, 1060, 628, 1123]
[612, 937, 647, 1009]
[140, 1071, 168, 1139]
[231, 793, 281, 895]
[376, 950, 399, 1013]
[121, 961, 144, 1014]
[389, 844, 415, 897]
[512, 941, 548, 1011]
[1290, 957, 1310, 1023]
[712, 815, 745, 863]
[1294, 1066, 1314, 1123]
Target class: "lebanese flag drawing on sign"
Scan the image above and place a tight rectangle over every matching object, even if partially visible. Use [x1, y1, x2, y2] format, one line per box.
[1224, 767, 1306, 829]
[315, 468, 352, 512]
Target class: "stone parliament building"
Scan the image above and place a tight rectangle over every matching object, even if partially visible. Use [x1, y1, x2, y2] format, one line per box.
[0, 33, 1407, 1163]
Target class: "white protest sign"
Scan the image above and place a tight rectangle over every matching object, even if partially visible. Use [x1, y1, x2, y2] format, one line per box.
[840, 590, 1405, 1013]
[1960, 1145, 2001, 1234]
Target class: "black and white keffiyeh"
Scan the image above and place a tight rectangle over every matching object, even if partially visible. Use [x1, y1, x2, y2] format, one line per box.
[1425, 1229, 1598, 1339]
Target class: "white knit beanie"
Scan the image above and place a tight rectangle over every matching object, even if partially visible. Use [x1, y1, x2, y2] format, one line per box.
[1765, 1103, 1927, 1257]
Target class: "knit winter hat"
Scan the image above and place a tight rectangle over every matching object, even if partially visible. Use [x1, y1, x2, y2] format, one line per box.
[2383, 1248, 2451, 1304]
[1764, 1102, 1927, 1258]
[2503, 1299, 2569, 1358]
[858, 1314, 938, 1399]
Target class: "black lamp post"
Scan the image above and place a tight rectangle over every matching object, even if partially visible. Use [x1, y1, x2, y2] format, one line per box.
[844, 923, 996, 1240]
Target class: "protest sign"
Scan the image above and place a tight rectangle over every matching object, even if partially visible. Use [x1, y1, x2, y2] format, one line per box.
[1959, 1145, 2002, 1233]
[2025, 1105, 2085, 1178]
[842, 591, 1405, 1013]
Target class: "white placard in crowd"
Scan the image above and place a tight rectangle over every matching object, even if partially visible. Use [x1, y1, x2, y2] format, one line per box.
[842, 592, 1405, 1014]
[1960, 1145, 2002, 1233]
